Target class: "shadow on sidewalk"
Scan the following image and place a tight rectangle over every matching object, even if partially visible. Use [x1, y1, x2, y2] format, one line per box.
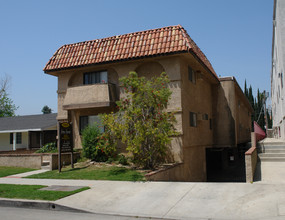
[253, 161, 262, 182]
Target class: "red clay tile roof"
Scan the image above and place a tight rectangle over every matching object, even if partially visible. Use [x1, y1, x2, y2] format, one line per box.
[44, 25, 217, 79]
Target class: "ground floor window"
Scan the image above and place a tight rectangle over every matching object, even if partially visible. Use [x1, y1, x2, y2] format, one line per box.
[9, 133, 22, 144]
[79, 115, 104, 134]
[16, 132, 22, 144]
[10, 133, 13, 144]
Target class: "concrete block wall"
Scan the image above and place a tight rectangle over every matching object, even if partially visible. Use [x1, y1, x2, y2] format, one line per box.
[0, 154, 42, 169]
[50, 152, 81, 170]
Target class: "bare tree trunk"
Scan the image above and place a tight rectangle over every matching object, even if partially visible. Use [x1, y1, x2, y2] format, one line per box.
[0, 74, 11, 97]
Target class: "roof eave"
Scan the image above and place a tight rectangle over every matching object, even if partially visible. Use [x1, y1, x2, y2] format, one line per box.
[188, 48, 220, 83]
[0, 129, 42, 134]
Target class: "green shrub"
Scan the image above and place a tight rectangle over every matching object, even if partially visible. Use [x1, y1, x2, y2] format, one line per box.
[118, 154, 128, 165]
[82, 125, 101, 160]
[36, 142, 57, 153]
[82, 124, 116, 162]
[101, 72, 178, 169]
[106, 157, 114, 164]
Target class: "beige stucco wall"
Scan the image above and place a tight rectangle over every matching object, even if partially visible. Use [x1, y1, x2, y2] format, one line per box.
[178, 57, 215, 181]
[180, 58, 214, 147]
[0, 133, 12, 151]
[213, 81, 236, 147]
[235, 87, 252, 144]
[214, 79, 252, 147]
[63, 84, 110, 109]
[56, 55, 184, 162]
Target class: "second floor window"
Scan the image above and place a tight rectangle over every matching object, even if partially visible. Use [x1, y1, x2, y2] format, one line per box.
[188, 66, 196, 84]
[84, 71, 108, 85]
[190, 112, 197, 127]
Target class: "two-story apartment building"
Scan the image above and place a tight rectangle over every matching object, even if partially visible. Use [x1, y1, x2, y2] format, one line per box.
[44, 25, 253, 181]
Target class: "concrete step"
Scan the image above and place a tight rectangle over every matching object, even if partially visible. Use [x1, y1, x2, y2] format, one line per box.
[259, 153, 285, 157]
[259, 153, 285, 162]
[265, 149, 285, 153]
[260, 142, 285, 147]
[262, 145, 285, 150]
[41, 161, 50, 166]
[41, 165, 50, 170]
[259, 157, 285, 162]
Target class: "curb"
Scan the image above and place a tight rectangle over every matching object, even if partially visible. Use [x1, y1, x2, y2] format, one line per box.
[0, 199, 177, 219]
[0, 199, 91, 213]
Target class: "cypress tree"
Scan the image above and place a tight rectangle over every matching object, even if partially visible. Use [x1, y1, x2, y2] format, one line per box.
[244, 80, 248, 98]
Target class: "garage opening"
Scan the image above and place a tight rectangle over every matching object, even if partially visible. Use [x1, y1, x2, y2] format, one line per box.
[206, 145, 249, 182]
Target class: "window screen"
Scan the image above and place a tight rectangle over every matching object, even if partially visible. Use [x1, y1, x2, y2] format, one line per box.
[84, 71, 108, 84]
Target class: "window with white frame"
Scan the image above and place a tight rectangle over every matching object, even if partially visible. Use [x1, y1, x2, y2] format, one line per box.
[16, 133, 22, 144]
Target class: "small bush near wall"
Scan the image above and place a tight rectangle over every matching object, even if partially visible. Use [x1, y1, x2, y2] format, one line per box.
[82, 125, 116, 162]
[35, 142, 57, 153]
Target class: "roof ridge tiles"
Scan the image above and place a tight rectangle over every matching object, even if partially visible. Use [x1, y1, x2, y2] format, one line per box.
[61, 25, 181, 47]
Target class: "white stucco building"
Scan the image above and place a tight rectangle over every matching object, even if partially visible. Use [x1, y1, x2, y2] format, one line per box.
[272, 0, 285, 139]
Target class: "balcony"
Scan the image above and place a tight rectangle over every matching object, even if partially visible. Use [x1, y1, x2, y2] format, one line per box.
[62, 83, 118, 110]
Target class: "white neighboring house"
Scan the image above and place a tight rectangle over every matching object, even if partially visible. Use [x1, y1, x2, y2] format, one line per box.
[0, 113, 57, 151]
[272, 0, 285, 139]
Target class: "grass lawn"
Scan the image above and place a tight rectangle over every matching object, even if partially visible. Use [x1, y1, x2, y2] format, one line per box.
[0, 167, 35, 178]
[26, 165, 146, 181]
[0, 184, 89, 201]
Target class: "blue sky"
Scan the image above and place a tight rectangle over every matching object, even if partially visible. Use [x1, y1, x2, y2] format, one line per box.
[0, 0, 273, 115]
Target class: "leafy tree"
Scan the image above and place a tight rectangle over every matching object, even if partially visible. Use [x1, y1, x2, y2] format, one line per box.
[101, 72, 178, 169]
[41, 105, 52, 114]
[0, 75, 17, 117]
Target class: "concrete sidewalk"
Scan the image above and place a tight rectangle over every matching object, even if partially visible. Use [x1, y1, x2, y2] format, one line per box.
[55, 182, 285, 219]
[5, 169, 49, 178]
[1, 176, 285, 220]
